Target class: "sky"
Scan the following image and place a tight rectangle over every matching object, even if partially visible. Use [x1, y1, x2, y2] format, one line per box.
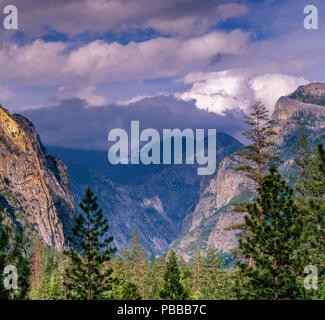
[1, 0, 325, 149]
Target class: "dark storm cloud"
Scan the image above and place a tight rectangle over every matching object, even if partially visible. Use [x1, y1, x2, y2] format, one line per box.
[20, 96, 246, 150]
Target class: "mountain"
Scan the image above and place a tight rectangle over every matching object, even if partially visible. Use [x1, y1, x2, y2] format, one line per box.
[47, 133, 242, 254]
[0, 106, 76, 250]
[170, 82, 325, 261]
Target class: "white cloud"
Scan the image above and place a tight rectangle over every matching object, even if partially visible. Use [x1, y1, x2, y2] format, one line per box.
[178, 71, 309, 115]
[249, 74, 309, 110]
[77, 87, 107, 106]
[0, 30, 250, 86]
[177, 70, 252, 114]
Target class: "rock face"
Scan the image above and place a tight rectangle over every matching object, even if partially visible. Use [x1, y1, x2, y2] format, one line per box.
[0, 106, 76, 250]
[171, 83, 325, 261]
[48, 133, 242, 255]
[170, 156, 254, 260]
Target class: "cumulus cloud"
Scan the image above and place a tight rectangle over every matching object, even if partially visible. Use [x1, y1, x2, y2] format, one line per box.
[178, 71, 309, 114]
[249, 74, 309, 109]
[0, 30, 249, 86]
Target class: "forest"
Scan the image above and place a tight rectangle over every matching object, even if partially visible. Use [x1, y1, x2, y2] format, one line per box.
[0, 102, 324, 300]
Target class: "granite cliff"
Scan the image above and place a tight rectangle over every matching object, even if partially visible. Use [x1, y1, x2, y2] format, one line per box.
[48, 133, 242, 255]
[0, 106, 76, 250]
[170, 82, 325, 260]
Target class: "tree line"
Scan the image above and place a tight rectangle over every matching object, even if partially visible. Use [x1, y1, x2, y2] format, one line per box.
[0, 102, 324, 300]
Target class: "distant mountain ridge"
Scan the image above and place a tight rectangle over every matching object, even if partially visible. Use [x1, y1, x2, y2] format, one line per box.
[47, 133, 242, 254]
[3, 82, 323, 259]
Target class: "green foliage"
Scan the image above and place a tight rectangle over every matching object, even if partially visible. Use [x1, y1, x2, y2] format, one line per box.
[235, 102, 279, 186]
[159, 250, 190, 300]
[119, 281, 141, 300]
[0, 206, 30, 300]
[232, 102, 280, 227]
[237, 169, 304, 300]
[64, 187, 116, 300]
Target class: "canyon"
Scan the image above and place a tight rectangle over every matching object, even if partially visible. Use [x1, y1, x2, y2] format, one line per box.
[1, 82, 324, 260]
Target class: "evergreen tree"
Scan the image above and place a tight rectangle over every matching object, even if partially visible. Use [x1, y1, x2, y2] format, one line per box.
[237, 168, 304, 300]
[200, 246, 226, 299]
[64, 187, 116, 300]
[120, 281, 141, 300]
[289, 124, 313, 200]
[127, 230, 147, 296]
[0, 207, 30, 300]
[46, 265, 64, 300]
[144, 253, 161, 300]
[231, 102, 279, 268]
[191, 250, 203, 299]
[159, 250, 190, 300]
[235, 102, 279, 209]
[303, 142, 325, 298]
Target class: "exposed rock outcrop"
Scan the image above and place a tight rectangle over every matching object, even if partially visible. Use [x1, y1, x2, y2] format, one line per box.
[0, 106, 76, 250]
[171, 83, 325, 261]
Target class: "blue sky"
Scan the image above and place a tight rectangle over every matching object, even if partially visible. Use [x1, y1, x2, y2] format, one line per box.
[0, 0, 324, 149]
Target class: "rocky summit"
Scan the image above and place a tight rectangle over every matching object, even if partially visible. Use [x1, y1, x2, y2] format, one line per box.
[0, 106, 76, 250]
[170, 82, 325, 261]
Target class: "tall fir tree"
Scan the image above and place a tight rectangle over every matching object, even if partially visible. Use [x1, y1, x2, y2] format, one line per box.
[0, 206, 30, 300]
[303, 142, 325, 298]
[159, 250, 190, 300]
[64, 187, 116, 300]
[235, 102, 279, 212]
[144, 253, 161, 300]
[200, 246, 227, 299]
[191, 250, 203, 299]
[127, 230, 147, 296]
[231, 102, 279, 268]
[237, 168, 304, 300]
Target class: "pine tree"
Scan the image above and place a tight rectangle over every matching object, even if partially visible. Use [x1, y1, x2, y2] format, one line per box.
[191, 250, 203, 299]
[231, 102, 280, 267]
[127, 230, 147, 296]
[110, 255, 127, 299]
[159, 250, 190, 300]
[0, 206, 30, 300]
[237, 168, 304, 300]
[64, 187, 116, 300]
[303, 142, 325, 298]
[200, 246, 226, 299]
[289, 124, 313, 199]
[234, 102, 279, 214]
[0, 208, 10, 299]
[144, 253, 161, 300]
[120, 281, 142, 300]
